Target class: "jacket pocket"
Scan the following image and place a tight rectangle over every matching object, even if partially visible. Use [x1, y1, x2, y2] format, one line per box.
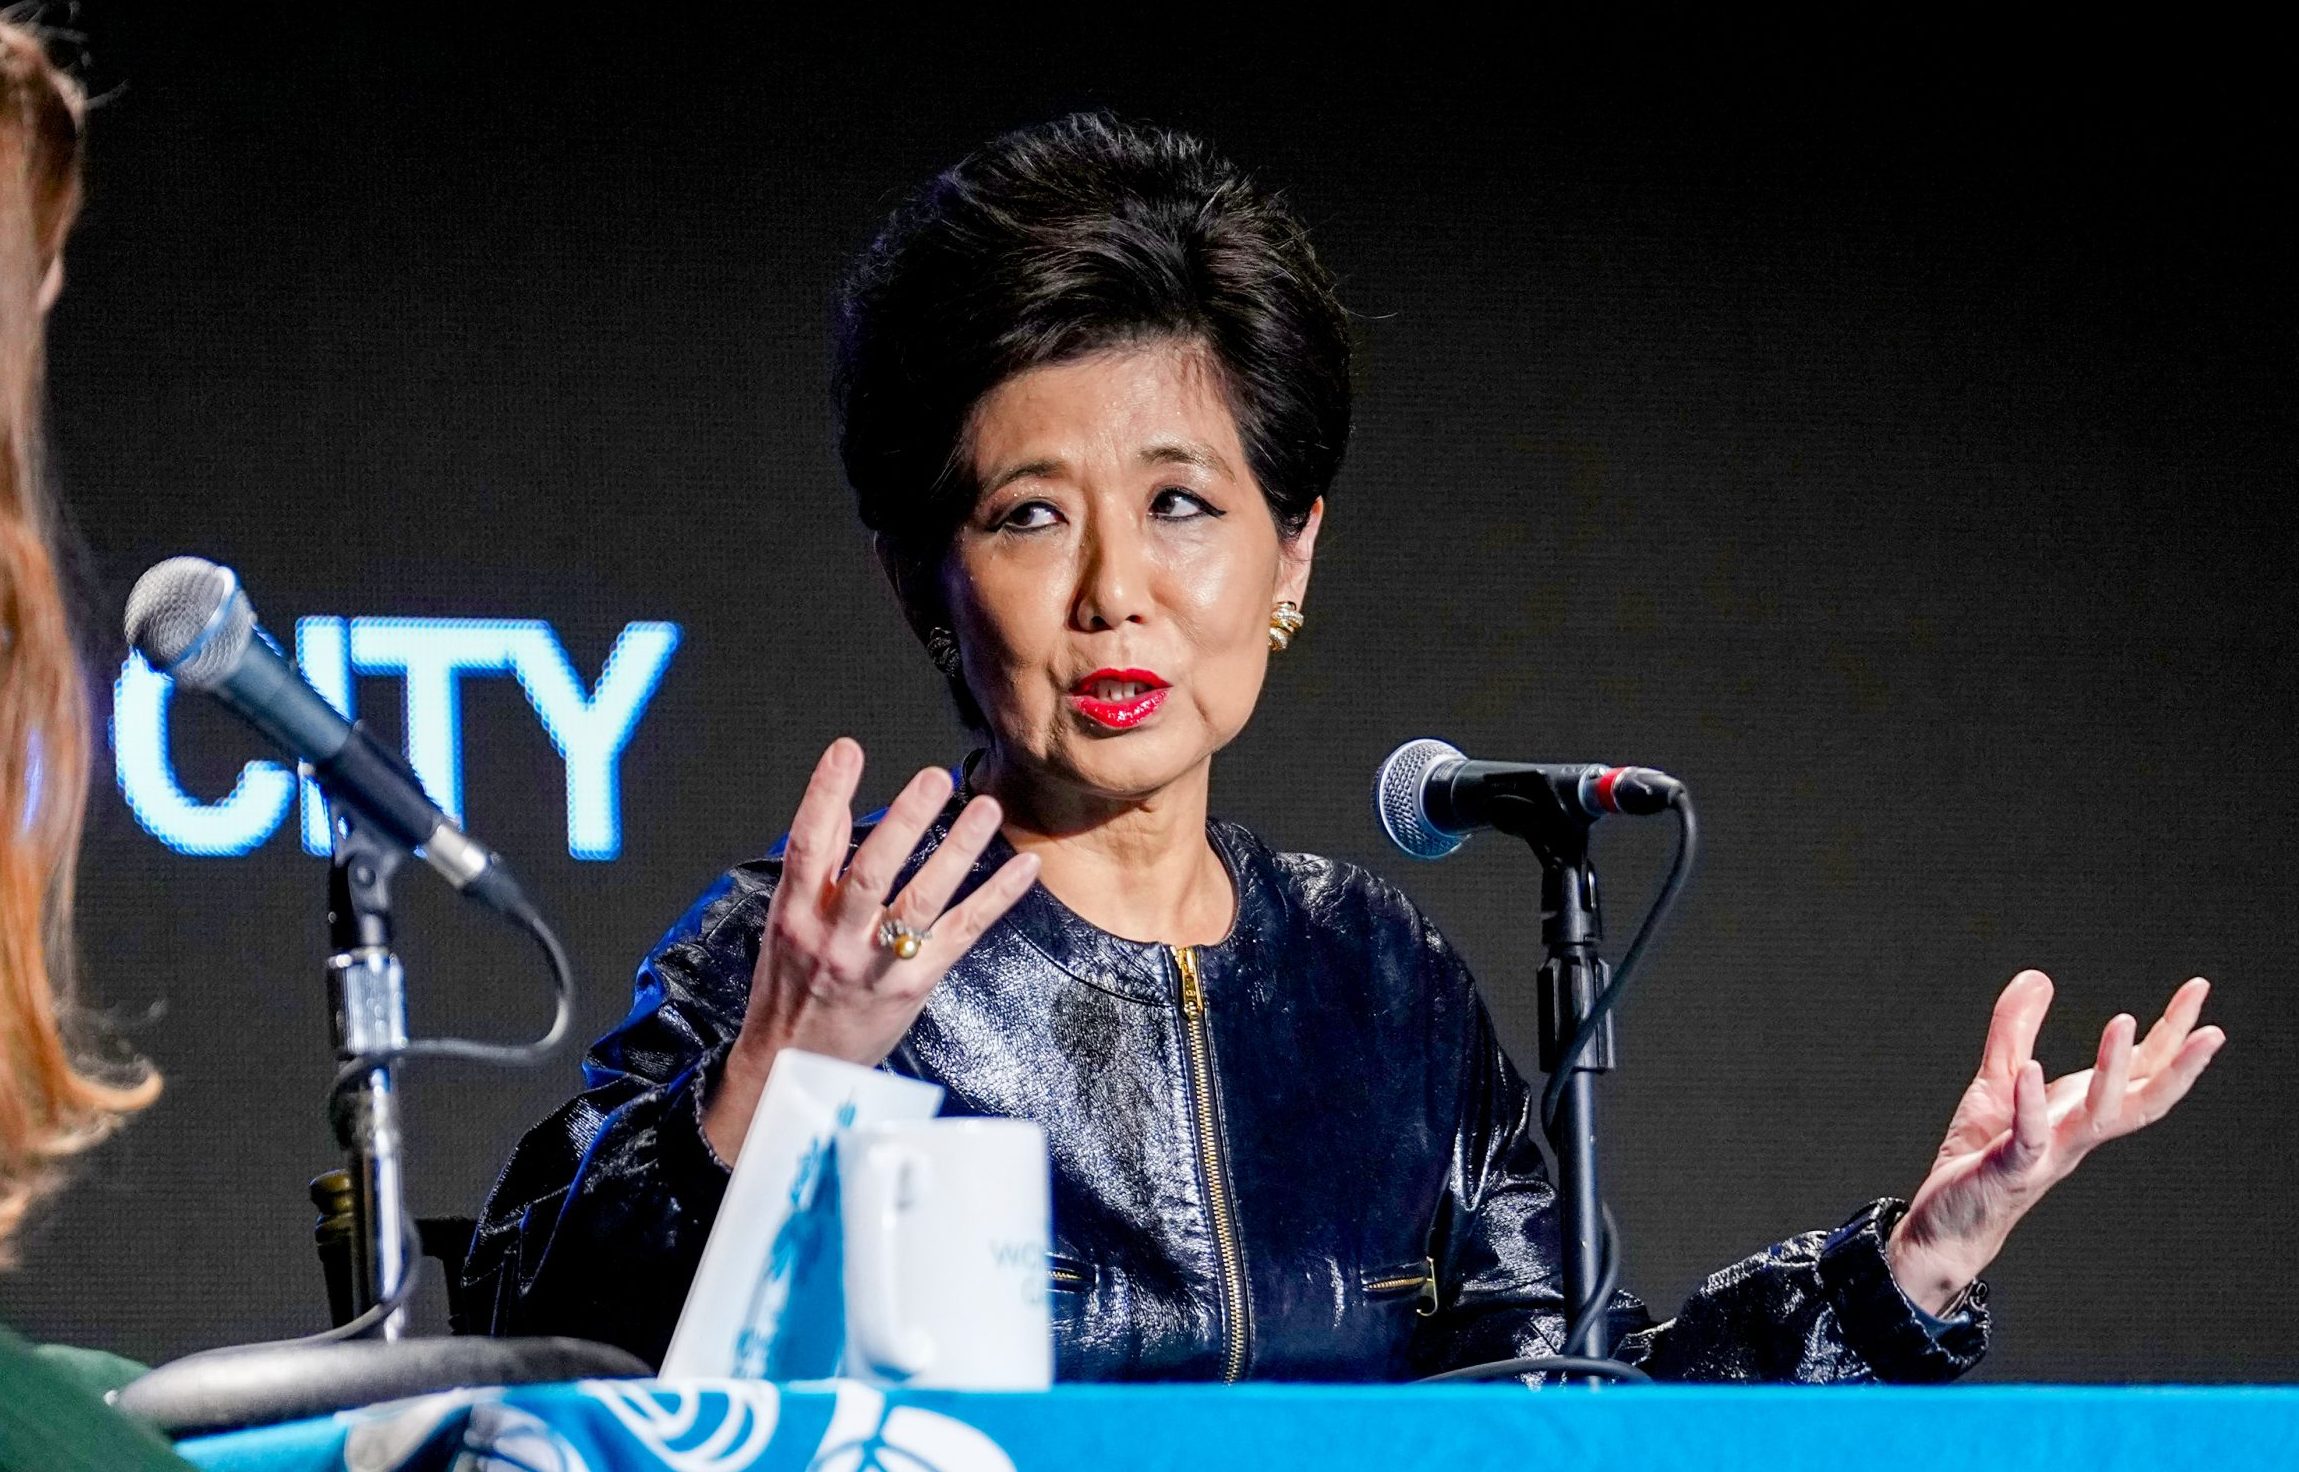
[1048, 1253, 1093, 1295]
[1361, 1256, 1439, 1317]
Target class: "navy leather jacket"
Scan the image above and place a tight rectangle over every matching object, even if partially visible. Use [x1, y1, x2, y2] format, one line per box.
[461, 757, 1988, 1383]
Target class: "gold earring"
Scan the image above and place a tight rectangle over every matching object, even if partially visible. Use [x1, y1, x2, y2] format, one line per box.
[1268, 601, 1305, 652]
[926, 626, 962, 676]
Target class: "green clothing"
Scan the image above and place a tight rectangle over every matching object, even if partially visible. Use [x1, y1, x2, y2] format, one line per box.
[0, 1323, 196, 1472]
[31, 1340, 149, 1400]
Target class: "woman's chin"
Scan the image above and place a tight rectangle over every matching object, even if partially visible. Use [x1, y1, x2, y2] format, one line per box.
[1044, 724, 1210, 802]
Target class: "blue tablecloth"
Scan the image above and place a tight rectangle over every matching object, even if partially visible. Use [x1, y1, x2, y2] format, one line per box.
[179, 1380, 2299, 1472]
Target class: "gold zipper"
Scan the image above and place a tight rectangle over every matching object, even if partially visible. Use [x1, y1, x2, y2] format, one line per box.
[1364, 1256, 1441, 1317]
[1048, 1261, 1090, 1290]
[1173, 943, 1249, 1382]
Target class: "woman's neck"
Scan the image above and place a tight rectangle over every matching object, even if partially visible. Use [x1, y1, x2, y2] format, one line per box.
[969, 745, 1235, 947]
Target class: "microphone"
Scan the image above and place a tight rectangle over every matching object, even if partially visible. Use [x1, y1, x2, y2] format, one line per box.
[124, 556, 529, 915]
[1375, 738, 1684, 860]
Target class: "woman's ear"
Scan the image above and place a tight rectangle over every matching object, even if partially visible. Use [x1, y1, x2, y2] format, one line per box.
[1275, 496, 1324, 607]
[871, 533, 932, 642]
[870, 532, 902, 597]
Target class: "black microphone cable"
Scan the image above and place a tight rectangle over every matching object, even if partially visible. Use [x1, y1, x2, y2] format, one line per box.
[117, 914, 574, 1371]
[139, 1217, 424, 1368]
[303, 900, 574, 1339]
[1540, 790, 1700, 1139]
[325, 898, 575, 1103]
[1416, 788, 1698, 1388]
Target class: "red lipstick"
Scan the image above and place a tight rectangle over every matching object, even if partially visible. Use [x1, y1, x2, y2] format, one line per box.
[1070, 667, 1169, 729]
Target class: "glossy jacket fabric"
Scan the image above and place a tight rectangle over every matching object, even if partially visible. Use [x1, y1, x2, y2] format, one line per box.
[460, 758, 1988, 1383]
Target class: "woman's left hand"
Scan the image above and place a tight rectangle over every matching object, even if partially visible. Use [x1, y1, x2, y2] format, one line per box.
[1885, 970, 2226, 1315]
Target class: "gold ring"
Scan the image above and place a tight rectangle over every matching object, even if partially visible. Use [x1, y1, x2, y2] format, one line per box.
[876, 913, 931, 960]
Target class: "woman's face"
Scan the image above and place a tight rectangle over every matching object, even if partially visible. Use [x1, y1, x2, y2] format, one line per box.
[940, 339, 1321, 807]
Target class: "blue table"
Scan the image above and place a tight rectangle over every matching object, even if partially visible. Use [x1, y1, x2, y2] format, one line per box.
[179, 1380, 2299, 1472]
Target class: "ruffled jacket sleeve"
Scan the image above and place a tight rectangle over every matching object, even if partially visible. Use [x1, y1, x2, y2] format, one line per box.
[455, 863, 773, 1365]
[1406, 909, 1989, 1383]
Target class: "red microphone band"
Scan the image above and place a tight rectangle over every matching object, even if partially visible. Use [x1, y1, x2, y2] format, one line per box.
[1591, 766, 1630, 814]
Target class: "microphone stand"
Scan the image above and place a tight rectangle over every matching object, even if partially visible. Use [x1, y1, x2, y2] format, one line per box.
[110, 751, 656, 1438]
[1485, 789, 1614, 1385]
[322, 797, 411, 1340]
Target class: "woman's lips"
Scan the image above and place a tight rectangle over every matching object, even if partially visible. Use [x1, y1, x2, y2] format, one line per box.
[1070, 668, 1169, 729]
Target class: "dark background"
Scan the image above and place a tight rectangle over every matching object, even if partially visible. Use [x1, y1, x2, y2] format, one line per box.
[4, 9, 2291, 1381]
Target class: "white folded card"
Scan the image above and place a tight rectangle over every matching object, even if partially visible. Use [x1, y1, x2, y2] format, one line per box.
[661, 1048, 944, 1381]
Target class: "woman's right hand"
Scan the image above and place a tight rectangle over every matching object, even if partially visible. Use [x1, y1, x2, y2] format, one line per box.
[701, 736, 1040, 1162]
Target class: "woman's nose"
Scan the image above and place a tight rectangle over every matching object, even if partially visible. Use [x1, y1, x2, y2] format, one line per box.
[1072, 514, 1152, 632]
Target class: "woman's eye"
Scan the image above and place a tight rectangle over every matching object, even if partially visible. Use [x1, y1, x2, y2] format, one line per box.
[1153, 487, 1220, 519]
[999, 501, 1059, 531]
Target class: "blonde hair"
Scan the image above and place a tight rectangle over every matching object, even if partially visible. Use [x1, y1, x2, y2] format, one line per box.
[0, 18, 158, 1263]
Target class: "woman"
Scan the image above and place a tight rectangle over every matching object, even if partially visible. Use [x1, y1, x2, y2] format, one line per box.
[464, 113, 2224, 1382]
[0, 21, 195, 1472]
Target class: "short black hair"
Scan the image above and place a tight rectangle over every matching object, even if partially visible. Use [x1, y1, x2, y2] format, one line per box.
[833, 111, 1351, 722]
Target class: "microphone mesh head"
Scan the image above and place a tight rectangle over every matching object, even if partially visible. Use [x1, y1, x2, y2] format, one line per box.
[1374, 737, 1468, 860]
[124, 557, 254, 689]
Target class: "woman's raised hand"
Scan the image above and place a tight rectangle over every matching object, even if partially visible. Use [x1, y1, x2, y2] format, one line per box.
[701, 737, 1041, 1160]
[1885, 970, 2226, 1314]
